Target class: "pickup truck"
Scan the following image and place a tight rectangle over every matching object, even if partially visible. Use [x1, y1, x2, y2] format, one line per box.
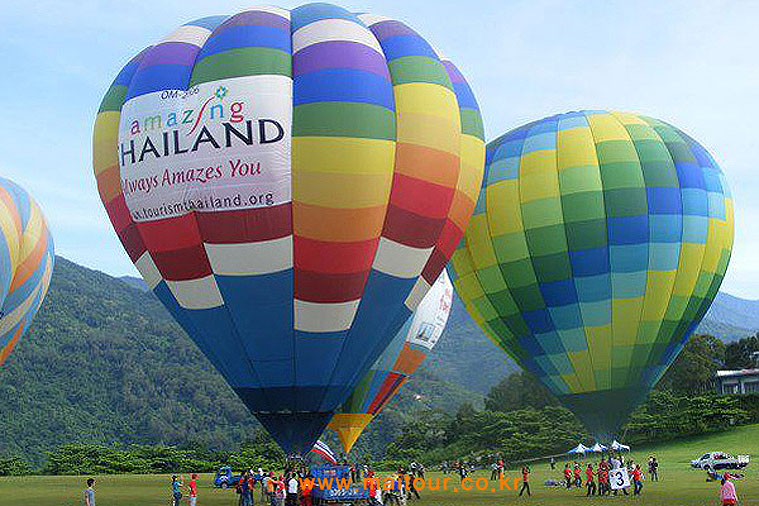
[214, 466, 243, 488]
[690, 452, 750, 471]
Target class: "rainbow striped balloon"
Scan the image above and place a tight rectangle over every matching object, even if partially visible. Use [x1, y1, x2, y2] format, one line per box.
[93, 4, 484, 453]
[450, 111, 733, 436]
[0, 177, 54, 368]
[328, 270, 453, 453]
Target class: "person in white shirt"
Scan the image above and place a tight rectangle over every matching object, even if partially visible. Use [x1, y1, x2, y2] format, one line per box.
[286, 475, 299, 506]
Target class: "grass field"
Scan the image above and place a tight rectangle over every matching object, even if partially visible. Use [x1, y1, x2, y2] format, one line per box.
[2, 425, 758, 506]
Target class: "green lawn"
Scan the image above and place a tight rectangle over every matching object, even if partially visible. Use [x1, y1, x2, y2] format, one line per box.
[2, 425, 759, 506]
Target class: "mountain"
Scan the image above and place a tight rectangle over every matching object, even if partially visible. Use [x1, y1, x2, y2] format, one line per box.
[422, 294, 518, 395]
[699, 292, 759, 341]
[118, 275, 149, 292]
[0, 257, 755, 465]
[0, 258, 479, 464]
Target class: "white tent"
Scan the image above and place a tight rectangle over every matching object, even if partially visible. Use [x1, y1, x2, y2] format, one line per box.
[590, 443, 607, 453]
[567, 443, 589, 455]
[610, 440, 631, 452]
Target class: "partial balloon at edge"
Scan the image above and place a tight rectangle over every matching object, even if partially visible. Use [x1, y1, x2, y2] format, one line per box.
[0, 177, 55, 368]
[328, 270, 453, 453]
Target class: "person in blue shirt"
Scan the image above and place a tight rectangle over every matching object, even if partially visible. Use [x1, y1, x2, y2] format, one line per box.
[84, 478, 96, 506]
[171, 475, 183, 506]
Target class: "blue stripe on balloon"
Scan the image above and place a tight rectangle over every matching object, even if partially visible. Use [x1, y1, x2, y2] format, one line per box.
[379, 35, 437, 61]
[609, 243, 649, 273]
[579, 300, 612, 326]
[648, 242, 681, 271]
[611, 271, 647, 298]
[547, 304, 583, 330]
[198, 24, 291, 58]
[125, 64, 193, 101]
[290, 3, 362, 32]
[574, 274, 611, 303]
[539, 278, 578, 306]
[649, 214, 682, 242]
[186, 16, 229, 31]
[215, 271, 293, 364]
[646, 186, 682, 214]
[452, 82, 478, 110]
[607, 215, 648, 245]
[293, 68, 394, 108]
[325, 270, 415, 411]
[569, 247, 609, 277]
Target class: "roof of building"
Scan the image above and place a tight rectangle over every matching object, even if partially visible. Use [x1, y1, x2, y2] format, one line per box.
[717, 369, 759, 378]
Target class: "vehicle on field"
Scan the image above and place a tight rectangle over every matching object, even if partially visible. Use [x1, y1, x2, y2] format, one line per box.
[690, 452, 750, 471]
[214, 466, 243, 488]
[310, 466, 372, 505]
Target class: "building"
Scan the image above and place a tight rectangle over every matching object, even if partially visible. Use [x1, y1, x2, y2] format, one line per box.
[716, 369, 759, 394]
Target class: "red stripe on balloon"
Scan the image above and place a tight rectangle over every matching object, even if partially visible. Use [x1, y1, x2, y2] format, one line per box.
[421, 248, 448, 285]
[381, 205, 445, 248]
[367, 372, 405, 415]
[295, 237, 378, 274]
[389, 173, 455, 219]
[138, 214, 203, 252]
[435, 219, 463, 260]
[152, 244, 212, 281]
[104, 194, 133, 233]
[196, 204, 292, 243]
[295, 270, 369, 303]
[117, 224, 146, 262]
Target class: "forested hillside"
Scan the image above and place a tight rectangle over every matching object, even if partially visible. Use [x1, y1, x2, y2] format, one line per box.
[0, 259, 478, 464]
[0, 257, 754, 466]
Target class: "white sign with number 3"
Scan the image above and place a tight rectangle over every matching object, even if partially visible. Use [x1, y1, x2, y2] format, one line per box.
[610, 468, 631, 490]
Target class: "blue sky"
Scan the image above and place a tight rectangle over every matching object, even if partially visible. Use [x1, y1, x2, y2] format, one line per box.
[1, 0, 757, 298]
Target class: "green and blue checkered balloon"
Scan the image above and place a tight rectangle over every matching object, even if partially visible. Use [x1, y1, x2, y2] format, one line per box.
[449, 111, 733, 436]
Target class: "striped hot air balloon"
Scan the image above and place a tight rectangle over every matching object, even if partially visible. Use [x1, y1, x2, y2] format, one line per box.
[0, 177, 54, 367]
[449, 111, 733, 437]
[328, 270, 453, 453]
[92, 3, 485, 453]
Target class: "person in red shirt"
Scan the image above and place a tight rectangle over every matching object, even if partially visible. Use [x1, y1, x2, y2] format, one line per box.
[518, 466, 531, 497]
[573, 464, 582, 487]
[598, 468, 609, 496]
[632, 465, 643, 495]
[585, 464, 596, 496]
[188, 474, 198, 506]
[563, 464, 572, 489]
[300, 473, 313, 506]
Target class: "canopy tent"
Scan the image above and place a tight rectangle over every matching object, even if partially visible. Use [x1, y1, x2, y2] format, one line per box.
[610, 440, 631, 452]
[567, 444, 589, 455]
[590, 443, 608, 453]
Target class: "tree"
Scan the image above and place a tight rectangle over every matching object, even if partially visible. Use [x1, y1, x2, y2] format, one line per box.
[724, 334, 759, 370]
[484, 372, 558, 413]
[657, 334, 725, 395]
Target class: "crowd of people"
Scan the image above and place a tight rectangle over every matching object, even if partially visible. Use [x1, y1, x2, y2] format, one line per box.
[559, 454, 647, 497]
[78, 451, 742, 506]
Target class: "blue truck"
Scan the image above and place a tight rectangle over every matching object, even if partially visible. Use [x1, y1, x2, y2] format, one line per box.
[214, 466, 243, 488]
[310, 466, 373, 505]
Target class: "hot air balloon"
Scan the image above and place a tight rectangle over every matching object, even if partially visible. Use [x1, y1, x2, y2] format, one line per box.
[449, 111, 733, 437]
[0, 177, 55, 367]
[92, 4, 485, 453]
[328, 270, 453, 453]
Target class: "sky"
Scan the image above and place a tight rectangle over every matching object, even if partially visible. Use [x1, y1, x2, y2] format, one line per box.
[1, 0, 757, 298]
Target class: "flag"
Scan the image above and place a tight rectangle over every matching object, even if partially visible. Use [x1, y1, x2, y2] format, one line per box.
[311, 440, 337, 465]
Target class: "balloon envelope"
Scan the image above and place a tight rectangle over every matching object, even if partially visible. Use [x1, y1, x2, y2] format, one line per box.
[0, 177, 54, 367]
[449, 111, 733, 436]
[328, 270, 453, 452]
[93, 4, 484, 453]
